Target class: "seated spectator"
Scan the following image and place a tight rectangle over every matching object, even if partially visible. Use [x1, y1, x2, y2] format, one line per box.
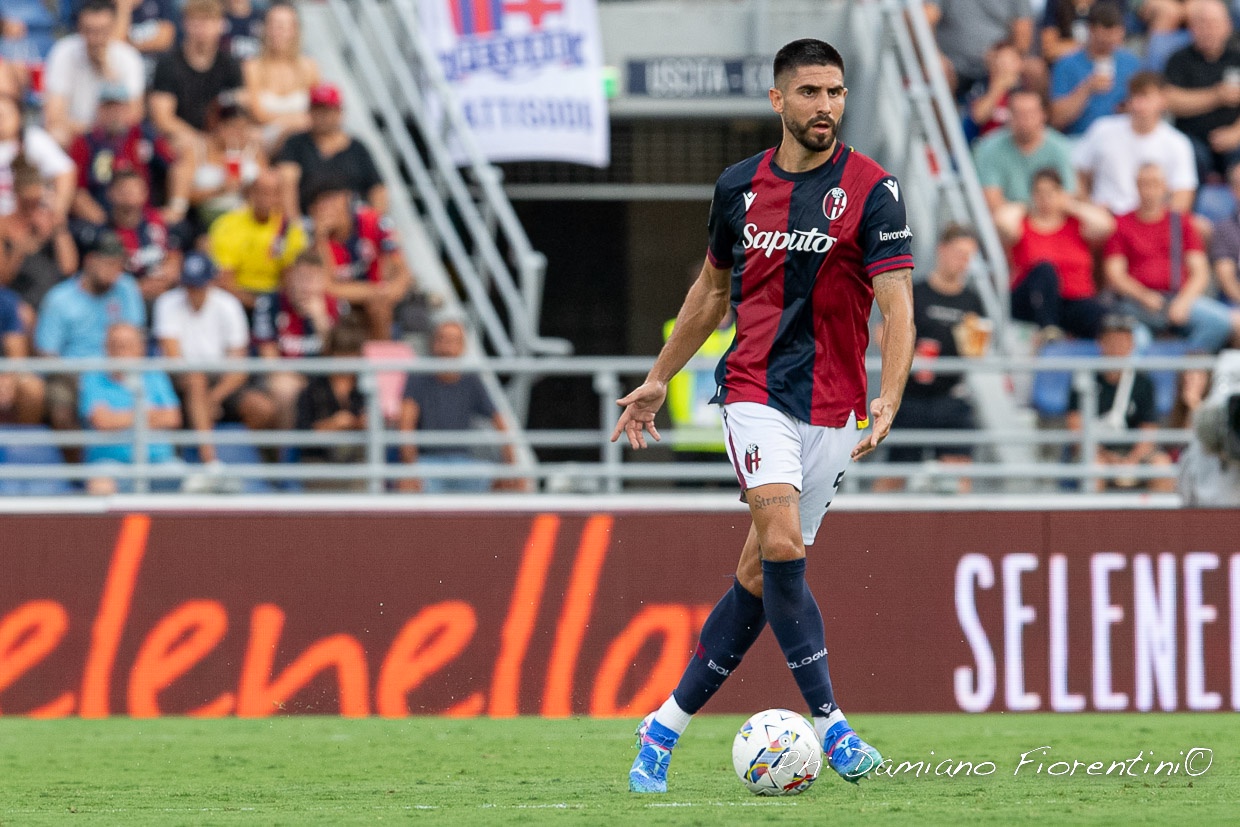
[243, 2, 318, 152]
[275, 83, 387, 216]
[154, 251, 274, 465]
[1073, 71, 1198, 215]
[0, 93, 76, 220]
[1164, 0, 1240, 183]
[1103, 163, 1240, 351]
[253, 250, 346, 427]
[925, 0, 1044, 99]
[1207, 162, 1240, 304]
[150, 0, 243, 153]
[307, 174, 412, 340]
[208, 168, 307, 309]
[79, 321, 182, 495]
[222, 0, 265, 63]
[1066, 313, 1176, 492]
[0, 283, 44, 424]
[995, 167, 1114, 339]
[397, 317, 525, 493]
[1040, 0, 1095, 66]
[0, 161, 78, 320]
[872, 225, 987, 494]
[190, 92, 265, 227]
[68, 82, 181, 226]
[43, 0, 145, 147]
[1049, 2, 1138, 137]
[294, 314, 368, 491]
[964, 40, 1021, 142]
[35, 228, 144, 430]
[974, 87, 1076, 213]
[94, 169, 187, 302]
[114, 0, 178, 77]
[1166, 363, 1212, 459]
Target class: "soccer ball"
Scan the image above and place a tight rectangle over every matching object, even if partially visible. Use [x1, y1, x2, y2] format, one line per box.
[732, 708, 822, 796]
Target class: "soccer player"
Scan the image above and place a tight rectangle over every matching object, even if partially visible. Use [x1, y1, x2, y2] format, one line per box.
[613, 38, 915, 793]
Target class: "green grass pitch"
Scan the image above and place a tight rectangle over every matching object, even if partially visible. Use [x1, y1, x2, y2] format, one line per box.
[1, 714, 1237, 825]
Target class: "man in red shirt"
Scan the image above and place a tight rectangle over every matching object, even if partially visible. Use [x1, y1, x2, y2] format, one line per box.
[306, 174, 412, 340]
[1103, 163, 1240, 351]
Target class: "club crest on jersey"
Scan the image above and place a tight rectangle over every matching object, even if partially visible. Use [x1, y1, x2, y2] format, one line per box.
[823, 187, 848, 220]
[744, 444, 761, 474]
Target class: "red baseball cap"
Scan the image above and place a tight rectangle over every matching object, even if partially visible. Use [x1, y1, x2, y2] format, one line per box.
[309, 83, 343, 108]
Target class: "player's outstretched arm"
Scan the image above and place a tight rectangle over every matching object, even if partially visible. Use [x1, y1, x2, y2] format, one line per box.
[611, 260, 731, 449]
[853, 267, 915, 460]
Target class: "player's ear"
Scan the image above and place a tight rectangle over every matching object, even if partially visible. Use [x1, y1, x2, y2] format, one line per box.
[769, 85, 783, 114]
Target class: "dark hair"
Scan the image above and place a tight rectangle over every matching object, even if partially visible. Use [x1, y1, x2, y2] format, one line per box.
[1128, 70, 1165, 97]
[773, 39, 844, 85]
[325, 314, 367, 356]
[78, 0, 117, 19]
[1031, 166, 1064, 188]
[306, 171, 351, 205]
[1008, 85, 1050, 113]
[291, 250, 325, 269]
[1087, 1, 1124, 28]
[938, 222, 977, 246]
[10, 157, 41, 190]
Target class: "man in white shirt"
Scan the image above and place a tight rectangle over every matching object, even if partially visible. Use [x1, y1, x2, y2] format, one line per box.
[154, 251, 275, 464]
[1073, 70, 1198, 214]
[43, 0, 146, 147]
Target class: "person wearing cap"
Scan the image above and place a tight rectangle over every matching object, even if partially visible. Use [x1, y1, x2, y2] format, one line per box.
[43, 0, 146, 147]
[274, 82, 387, 217]
[78, 321, 183, 495]
[150, 0, 243, 150]
[34, 227, 145, 431]
[154, 250, 275, 465]
[68, 81, 181, 227]
[307, 172, 412, 340]
[208, 167, 308, 308]
[0, 94, 76, 221]
[1049, 2, 1140, 137]
[1065, 313, 1176, 493]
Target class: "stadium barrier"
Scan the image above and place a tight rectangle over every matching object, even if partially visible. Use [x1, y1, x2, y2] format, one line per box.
[0, 507, 1236, 717]
[0, 353, 1218, 493]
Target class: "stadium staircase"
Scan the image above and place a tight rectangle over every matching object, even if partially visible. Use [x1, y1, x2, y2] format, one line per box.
[300, 0, 572, 451]
[832, 0, 1040, 486]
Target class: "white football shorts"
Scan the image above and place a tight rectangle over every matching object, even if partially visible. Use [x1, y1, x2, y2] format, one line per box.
[720, 401, 858, 546]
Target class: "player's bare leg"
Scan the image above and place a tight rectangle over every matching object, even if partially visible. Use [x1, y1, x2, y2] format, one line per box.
[745, 482, 881, 783]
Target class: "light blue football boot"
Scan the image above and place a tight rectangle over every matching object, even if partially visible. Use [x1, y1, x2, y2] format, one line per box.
[629, 712, 678, 793]
[824, 720, 883, 783]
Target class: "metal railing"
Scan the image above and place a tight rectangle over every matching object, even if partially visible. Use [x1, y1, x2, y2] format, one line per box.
[0, 354, 1215, 496]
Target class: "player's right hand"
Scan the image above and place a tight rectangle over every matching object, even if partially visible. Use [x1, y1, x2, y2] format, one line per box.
[610, 381, 667, 449]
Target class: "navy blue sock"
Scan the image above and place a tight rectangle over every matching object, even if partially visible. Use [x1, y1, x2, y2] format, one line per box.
[671, 578, 766, 714]
[762, 558, 837, 717]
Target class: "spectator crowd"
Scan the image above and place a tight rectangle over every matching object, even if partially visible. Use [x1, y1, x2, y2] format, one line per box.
[0, 0, 521, 492]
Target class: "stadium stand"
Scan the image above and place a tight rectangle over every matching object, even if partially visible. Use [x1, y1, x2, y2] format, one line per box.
[0, 0, 1231, 498]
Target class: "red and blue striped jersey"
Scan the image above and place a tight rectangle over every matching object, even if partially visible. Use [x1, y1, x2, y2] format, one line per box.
[706, 143, 914, 428]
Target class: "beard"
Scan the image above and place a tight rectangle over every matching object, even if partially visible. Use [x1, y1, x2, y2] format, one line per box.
[785, 113, 838, 153]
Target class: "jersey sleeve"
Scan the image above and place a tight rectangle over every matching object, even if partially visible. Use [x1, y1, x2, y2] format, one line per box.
[859, 176, 915, 278]
[705, 178, 737, 270]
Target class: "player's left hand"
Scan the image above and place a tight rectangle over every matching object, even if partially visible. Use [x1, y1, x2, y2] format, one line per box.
[851, 397, 897, 460]
[610, 381, 667, 449]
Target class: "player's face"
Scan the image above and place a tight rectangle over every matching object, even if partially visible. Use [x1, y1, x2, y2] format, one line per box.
[771, 64, 847, 154]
